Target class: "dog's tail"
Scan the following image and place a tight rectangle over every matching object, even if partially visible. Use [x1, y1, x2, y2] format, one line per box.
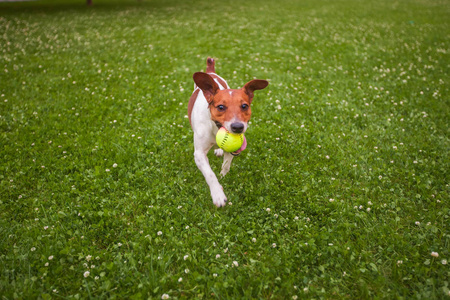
[206, 57, 216, 73]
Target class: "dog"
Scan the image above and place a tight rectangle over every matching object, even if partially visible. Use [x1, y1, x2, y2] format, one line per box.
[188, 58, 268, 207]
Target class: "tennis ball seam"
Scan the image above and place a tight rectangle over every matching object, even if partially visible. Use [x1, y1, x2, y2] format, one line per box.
[216, 128, 243, 153]
[221, 133, 229, 149]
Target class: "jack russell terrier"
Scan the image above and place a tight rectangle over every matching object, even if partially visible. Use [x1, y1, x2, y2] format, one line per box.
[188, 58, 269, 207]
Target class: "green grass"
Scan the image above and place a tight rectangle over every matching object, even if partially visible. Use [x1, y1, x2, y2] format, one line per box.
[0, 0, 449, 298]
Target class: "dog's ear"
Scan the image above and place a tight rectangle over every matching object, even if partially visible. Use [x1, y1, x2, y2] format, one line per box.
[242, 80, 269, 102]
[193, 72, 220, 104]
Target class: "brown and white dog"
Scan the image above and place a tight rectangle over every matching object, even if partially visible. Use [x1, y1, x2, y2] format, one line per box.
[188, 58, 268, 207]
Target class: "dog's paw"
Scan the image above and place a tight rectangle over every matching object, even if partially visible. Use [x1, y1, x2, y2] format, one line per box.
[220, 167, 230, 178]
[211, 187, 227, 207]
[214, 149, 224, 157]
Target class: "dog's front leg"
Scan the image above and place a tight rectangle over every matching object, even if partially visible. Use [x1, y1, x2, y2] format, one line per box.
[220, 152, 234, 177]
[213, 149, 234, 177]
[194, 149, 227, 207]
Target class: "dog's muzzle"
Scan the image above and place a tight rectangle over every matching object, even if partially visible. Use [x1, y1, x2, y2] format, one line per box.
[230, 122, 244, 133]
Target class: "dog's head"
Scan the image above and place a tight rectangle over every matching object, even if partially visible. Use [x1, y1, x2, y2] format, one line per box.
[193, 72, 268, 134]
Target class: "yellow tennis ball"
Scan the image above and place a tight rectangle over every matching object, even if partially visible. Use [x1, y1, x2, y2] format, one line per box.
[216, 127, 244, 153]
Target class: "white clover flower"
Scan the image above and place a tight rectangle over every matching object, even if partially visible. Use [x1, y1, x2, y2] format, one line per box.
[86, 255, 92, 261]
[252, 238, 256, 243]
[161, 294, 169, 300]
[83, 271, 90, 278]
[431, 252, 439, 258]
[183, 255, 189, 260]
[31, 247, 36, 252]
[232, 261, 239, 267]
[442, 259, 447, 265]
[272, 243, 277, 248]
[216, 254, 220, 259]
[415, 221, 420, 225]
[213, 273, 218, 277]
[178, 277, 183, 282]
[113, 163, 118, 168]
[48, 256, 53, 260]
[157, 231, 162, 236]
[185, 269, 189, 274]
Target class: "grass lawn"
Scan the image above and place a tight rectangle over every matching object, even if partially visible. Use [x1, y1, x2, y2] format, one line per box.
[0, 0, 449, 298]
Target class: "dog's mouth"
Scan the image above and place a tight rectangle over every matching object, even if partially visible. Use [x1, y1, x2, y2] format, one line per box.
[231, 136, 247, 156]
[214, 120, 222, 129]
[223, 121, 247, 134]
[214, 121, 248, 156]
[214, 120, 246, 134]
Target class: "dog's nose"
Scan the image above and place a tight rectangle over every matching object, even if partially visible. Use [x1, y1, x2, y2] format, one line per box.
[230, 122, 244, 133]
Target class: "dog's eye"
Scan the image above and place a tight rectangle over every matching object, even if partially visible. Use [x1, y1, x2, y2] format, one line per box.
[217, 105, 226, 112]
[241, 104, 249, 110]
